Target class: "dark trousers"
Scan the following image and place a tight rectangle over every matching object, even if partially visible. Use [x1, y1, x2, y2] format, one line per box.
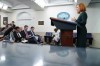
[36, 35, 42, 43]
[28, 37, 38, 44]
[76, 27, 87, 47]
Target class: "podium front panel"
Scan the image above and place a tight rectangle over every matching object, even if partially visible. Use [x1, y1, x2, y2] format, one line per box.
[61, 30, 73, 46]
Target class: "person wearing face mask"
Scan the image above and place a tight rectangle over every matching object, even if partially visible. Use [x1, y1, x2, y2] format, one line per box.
[71, 3, 88, 47]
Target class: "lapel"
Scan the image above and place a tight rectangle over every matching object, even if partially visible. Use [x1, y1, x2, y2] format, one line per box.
[31, 30, 35, 36]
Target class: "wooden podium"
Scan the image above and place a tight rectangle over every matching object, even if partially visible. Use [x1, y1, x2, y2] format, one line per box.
[50, 17, 76, 46]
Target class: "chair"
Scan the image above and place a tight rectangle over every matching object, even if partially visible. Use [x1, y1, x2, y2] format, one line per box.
[73, 33, 93, 46]
[44, 32, 53, 44]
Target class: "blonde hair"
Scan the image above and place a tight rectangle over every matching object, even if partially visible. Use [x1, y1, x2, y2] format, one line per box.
[77, 3, 86, 12]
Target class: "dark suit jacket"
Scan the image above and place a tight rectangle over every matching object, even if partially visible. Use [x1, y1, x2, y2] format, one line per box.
[28, 31, 39, 43]
[20, 30, 27, 39]
[76, 11, 88, 28]
[13, 31, 22, 42]
[3, 27, 13, 37]
[28, 31, 35, 37]
[3, 25, 15, 37]
[28, 31, 42, 43]
[76, 11, 88, 47]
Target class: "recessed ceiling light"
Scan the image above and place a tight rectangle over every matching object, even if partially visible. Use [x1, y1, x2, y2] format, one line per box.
[2, 4, 8, 10]
[0, 2, 3, 8]
[74, 0, 77, 3]
[35, 0, 46, 8]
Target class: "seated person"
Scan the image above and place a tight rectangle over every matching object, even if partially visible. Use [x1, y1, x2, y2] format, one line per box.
[13, 27, 22, 42]
[9, 29, 15, 42]
[20, 25, 38, 44]
[21, 25, 29, 40]
[28, 27, 43, 43]
[11, 21, 16, 27]
[52, 28, 60, 45]
[0, 24, 15, 41]
[3, 24, 15, 41]
[0, 26, 9, 35]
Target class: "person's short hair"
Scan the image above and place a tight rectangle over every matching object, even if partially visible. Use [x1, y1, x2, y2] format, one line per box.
[24, 25, 28, 28]
[78, 3, 86, 12]
[12, 21, 15, 23]
[14, 26, 20, 30]
[31, 26, 34, 29]
[54, 28, 58, 32]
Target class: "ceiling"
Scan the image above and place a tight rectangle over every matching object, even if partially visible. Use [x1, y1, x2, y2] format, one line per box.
[1, 0, 21, 7]
[44, 0, 75, 6]
[0, 0, 100, 11]
[90, 0, 100, 3]
[0, 0, 75, 11]
[44, 0, 74, 4]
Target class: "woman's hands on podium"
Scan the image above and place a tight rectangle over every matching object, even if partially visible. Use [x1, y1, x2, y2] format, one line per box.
[71, 17, 76, 22]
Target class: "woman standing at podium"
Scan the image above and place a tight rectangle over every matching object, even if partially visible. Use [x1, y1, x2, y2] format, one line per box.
[72, 3, 88, 47]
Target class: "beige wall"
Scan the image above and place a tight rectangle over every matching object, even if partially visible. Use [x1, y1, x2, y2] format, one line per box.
[92, 33, 100, 48]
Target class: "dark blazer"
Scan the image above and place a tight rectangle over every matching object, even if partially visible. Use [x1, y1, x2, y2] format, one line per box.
[76, 12, 88, 28]
[27, 31, 39, 43]
[28, 31, 35, 37]
[3, 27, 13, 37]
[3, 25, 15, 37]
[13, 31, 22, 42]
[28, 31, 42, 43]
[76, 11, 88, 47]
[20, 30, 27, 39]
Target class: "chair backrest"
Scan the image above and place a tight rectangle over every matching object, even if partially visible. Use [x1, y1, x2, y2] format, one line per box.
[45, 32, 52, 36]
[86, 33, 93, 38]
[73, 33, 93, 39]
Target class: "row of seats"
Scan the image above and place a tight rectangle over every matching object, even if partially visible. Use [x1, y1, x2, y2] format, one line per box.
[44, 32, 93, 45]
